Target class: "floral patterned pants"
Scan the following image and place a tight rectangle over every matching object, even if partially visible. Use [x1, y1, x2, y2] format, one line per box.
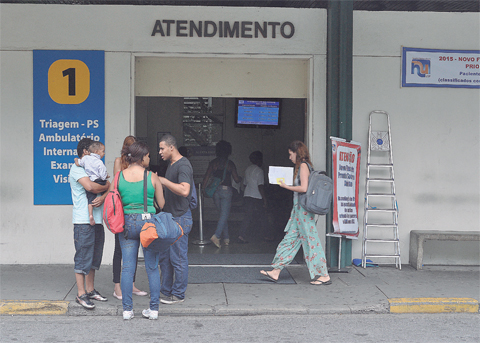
[271, 200, 329, 279]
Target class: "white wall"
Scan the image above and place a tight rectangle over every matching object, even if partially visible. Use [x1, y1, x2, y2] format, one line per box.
[0, 4, 327, 264]
[352, 11, 480, 263]
[0, 50, 133, 264]
[2, 4, 478, 265]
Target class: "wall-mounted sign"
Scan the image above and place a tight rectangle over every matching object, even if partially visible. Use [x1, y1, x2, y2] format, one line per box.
[402, 47, 480, 88]
[331, 137, 361, 237]
[33, 50, 105, 205]
[152, 20, 295, 39]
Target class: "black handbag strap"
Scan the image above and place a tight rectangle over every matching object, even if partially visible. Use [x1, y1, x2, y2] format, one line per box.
[143, 169, 148, 213]
[221, 159, 228, 182]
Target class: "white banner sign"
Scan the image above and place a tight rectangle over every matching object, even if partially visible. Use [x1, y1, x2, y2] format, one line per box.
[402, 47, 480, 89]
[331, 137, 361, 237]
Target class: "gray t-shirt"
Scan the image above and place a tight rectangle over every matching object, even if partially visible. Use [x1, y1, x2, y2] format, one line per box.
[164, 157, 194, 217]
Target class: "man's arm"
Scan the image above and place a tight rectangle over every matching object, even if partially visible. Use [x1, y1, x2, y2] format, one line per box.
[78, 177, 110, 194]
[159, 177, 190, 198]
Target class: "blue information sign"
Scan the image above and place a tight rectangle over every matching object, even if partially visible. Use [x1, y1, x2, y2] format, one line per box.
[33, 50, 105, 205]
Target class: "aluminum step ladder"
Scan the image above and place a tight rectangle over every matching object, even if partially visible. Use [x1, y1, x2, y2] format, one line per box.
[362, 110, 401, 269]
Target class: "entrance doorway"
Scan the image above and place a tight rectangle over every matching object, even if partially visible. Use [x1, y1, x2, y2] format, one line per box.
[134, 56, 309, 264]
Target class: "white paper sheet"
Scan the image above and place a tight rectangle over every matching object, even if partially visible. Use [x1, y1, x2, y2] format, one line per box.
[268, 166, 294, 186]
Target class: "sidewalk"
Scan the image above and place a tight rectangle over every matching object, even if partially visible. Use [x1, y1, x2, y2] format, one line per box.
[1, 264, 479, 316]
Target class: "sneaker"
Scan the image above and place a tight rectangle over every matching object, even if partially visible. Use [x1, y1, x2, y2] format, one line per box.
[123, 310, 134, 320]
[160, 294, 170, 303]
[160, 295, 185, 305]
[224, 239, 230, 246]
[142, 308, 158, 320]
[87, 289, 107, 302]
[76, 294, 95, 309]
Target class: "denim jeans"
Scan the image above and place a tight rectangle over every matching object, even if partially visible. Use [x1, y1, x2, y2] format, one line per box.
[159, 210, 192, 300]
[213, 186, 233, 239]
[113, 233, 137, 284]
[73, 224, 104, 275]
[120, 213, 161, 311]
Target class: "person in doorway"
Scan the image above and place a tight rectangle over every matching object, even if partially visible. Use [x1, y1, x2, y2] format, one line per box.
[74, 141, 108, 226]
[237, 151, 268, 244]
[117, 141, 165, 320]
[69, 138, 111, 310]
[111, 135, 147, 301]
[260, 141, 331, 286]
[158, 134, 194, 304]
[202, 140, 242, 248]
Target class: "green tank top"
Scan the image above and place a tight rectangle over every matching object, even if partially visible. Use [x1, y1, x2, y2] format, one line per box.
[118, 171, 155, 214]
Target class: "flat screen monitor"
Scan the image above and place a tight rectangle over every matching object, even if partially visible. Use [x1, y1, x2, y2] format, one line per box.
[235, 99, 281, 129]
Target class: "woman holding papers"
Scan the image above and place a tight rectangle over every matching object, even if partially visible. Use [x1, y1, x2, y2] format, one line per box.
[260, 141, 331, 286]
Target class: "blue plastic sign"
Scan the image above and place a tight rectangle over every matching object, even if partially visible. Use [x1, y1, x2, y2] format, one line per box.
[33, 50, 105, 205]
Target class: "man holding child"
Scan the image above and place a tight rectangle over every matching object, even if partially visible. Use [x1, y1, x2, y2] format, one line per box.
[69, 138, 110, 309]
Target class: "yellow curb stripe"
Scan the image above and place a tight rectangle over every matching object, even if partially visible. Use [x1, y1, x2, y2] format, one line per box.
[0, 300, 69, 315]
[388, 298, 479, 313]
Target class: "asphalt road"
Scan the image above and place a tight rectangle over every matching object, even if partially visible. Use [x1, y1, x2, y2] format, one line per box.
[1, 313, 478, 343]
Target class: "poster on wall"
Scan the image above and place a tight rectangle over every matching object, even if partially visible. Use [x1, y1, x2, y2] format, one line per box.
[33, 50, 105, 205]
[331, 137, 361, 237]
[402, 47, 480, 88]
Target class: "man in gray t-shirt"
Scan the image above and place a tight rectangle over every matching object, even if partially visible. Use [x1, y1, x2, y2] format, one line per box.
[158, 134, 194, 304]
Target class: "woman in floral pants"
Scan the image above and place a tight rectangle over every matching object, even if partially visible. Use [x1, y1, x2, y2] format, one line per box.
[260, 141, 331, 286]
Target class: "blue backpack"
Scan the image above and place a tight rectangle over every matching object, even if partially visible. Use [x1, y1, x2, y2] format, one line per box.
[140, 212, 184, 252]
[299, 163, 333, 215]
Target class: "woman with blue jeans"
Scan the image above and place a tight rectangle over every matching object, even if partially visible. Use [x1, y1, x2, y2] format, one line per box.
[117, 141, 165, 320]
[202, 140, 241, 248]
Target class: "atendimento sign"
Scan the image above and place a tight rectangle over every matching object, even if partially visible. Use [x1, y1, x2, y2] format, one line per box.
[151, 20, 295, 39]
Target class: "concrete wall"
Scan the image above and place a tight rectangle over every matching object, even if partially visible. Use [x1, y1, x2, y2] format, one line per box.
[0, 4, 478, 265]
[0, 4, 327, 264]
[351, 11, 480, 263]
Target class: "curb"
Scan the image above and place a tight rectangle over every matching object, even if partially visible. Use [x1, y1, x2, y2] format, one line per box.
[388, 298, 479, 313]
[0, 300, 69, 315]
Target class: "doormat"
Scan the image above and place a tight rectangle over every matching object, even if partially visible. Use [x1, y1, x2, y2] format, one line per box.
[188, 266, 296, 284]
[188, 253, 302, 266]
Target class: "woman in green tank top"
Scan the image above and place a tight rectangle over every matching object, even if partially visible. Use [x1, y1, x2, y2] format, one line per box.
[117, 141, 165, 320]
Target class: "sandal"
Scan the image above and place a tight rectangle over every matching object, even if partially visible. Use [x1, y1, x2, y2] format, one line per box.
[310, 276, 332, 286]
[260, 270, 278, 283]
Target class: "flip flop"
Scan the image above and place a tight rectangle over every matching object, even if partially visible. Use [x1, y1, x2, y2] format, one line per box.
[310, 279, 332, 286]
[261, 270, 278, 283]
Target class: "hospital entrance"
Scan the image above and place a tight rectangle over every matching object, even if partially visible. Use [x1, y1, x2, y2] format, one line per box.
[134, 57, 310, 266]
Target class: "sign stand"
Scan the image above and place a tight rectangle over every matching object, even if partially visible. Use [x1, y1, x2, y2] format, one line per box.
[327, 233, 351, 273]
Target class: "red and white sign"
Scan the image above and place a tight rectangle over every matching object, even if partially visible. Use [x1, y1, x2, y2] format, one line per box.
[331, 137, 361, 237]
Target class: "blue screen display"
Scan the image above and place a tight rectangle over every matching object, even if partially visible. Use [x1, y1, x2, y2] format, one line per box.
[237, 100, 280, 126]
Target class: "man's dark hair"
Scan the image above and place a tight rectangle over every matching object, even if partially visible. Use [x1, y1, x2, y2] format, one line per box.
[77, 138, 94, 157]
[160, 134, 177, 149]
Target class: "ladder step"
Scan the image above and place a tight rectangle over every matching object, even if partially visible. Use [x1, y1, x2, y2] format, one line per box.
[367, 164, 393, 167]
[366, 209, 397, 213]
[367, 193, 396, 197]
[365, 224, 398, 228]
[364, 255, 401, 258]
[367, 178, 394, 182]
[364, 239, 399, 243]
